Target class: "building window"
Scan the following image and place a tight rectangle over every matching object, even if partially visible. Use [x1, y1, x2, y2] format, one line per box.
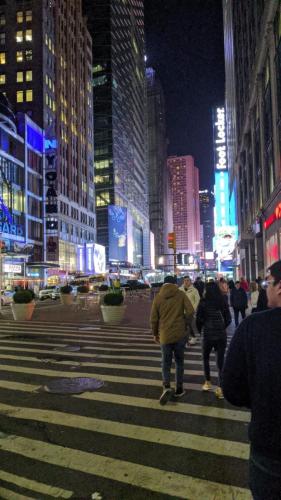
[26, 10, 32, 22]
[16, 31, 23, 43]
[26, 70, 32, 82]
[25, 50, 32, 61]
[0, 14, 5, 26]
[0, 74, 5, 84]
[0, 33, 5, 45]
[26, 89, 33, 102]
[16, 51, 23, 62]
[25, 30, 32, 42]
[0, 52, 5, 64]
[16, 91, 24, 103]
[17, 11, 23, 23]
[16, 71, 23, 82]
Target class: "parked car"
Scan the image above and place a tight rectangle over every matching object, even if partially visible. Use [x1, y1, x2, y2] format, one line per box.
[51, 285, 77, 300]
[0, 290, 14, 306]
[121, 280, 150, 290]
[38, 286, 56, 301]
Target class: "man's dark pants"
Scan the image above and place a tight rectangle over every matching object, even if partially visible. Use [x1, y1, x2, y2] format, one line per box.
[250, 447, 281, 500]
[160, 336, 187, 389]
[233, 307, 246, 327]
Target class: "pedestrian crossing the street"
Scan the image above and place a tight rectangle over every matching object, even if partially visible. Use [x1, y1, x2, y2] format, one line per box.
[0, 320, 251, 499]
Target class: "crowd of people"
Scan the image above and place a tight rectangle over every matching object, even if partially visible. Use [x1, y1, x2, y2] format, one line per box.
[150, 260, 281, 499]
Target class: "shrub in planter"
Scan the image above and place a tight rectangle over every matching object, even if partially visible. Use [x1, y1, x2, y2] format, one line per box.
[77, 285, 89, 294]
[60, 285, 73, 294]
[60, 285, 73, 305]
[13, 290, 34, 304]
[103, 291, 124, 306]
[101, 290, 126, 324]
[11, 290, 35, 320]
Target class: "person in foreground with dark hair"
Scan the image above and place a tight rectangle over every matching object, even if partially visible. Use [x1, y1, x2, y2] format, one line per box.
[196, 282, 231, 399]
[150, 275, 194, 405]
[222, 260, 281, 500]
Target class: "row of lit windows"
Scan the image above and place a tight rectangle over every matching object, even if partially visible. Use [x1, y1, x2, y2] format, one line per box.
[45, 93, 56, 111]
[45, 34, 55, 55]
[16, 30, 33, 43]
[17, 11, 32, 24]
[45, 74, 54, 92]
[16, 50, 33, 62]
[96, 192, 110, 207]
[17, 70, 32, 82]
[16, 89, 33, 103]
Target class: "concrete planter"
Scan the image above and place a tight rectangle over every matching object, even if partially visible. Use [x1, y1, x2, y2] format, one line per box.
[11, 302, 35, 321]
[100, 304, 126, 324]
[60, 294, 74, 306]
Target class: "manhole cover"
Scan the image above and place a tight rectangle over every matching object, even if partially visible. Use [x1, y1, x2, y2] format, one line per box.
[53, 345, 81, 352]
[40, 377, 104, 394]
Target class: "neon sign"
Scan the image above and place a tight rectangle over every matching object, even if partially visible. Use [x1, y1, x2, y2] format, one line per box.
[264, 202, 281, 230]
[214, 107, 227, 171]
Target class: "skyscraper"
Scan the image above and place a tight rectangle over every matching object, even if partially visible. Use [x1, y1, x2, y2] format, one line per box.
[1, 0, 95, 272]
[146, 67, 172, 262]
[83, 0, 150, 267]
[168, 155, 200, 254]
[199, 189, 215, 253]
[223, 1, 281, 278]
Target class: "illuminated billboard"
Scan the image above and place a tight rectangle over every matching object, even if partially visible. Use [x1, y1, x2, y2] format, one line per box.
[214, 171, 230, 228]
[108, 205, 128, 262]
[85, 243, 106, 274]
[213, 107, 227, 171]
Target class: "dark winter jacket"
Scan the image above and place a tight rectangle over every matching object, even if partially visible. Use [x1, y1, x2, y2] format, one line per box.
[230, 287, 248, 309]
[222, 308, 281, 461]
[256, 288, 268, 312]
[196, 299, 232, 340]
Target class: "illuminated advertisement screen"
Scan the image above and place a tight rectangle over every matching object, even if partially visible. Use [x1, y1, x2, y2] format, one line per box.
[215, 226, 238, 262]
[108, 205, 128, 262]
[93, 244, 106, 274]
[214, 171, 230, 228]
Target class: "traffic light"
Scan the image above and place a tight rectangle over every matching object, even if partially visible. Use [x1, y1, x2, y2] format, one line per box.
[168, 232, 176, 250]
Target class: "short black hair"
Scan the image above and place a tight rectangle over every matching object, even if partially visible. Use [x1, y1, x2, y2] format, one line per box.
[235, 281, 240, 285]
[183, 275, 190, 280]
[267, 260, 281, 285]
[164, 275, 177, 284]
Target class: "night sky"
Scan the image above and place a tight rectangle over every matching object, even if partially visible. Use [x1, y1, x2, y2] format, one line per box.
[144, 0, 225, 189]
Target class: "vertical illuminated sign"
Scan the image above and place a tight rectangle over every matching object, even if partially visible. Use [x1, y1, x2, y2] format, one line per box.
[108, 205, 128, 261]
[214, 107, 227, 171]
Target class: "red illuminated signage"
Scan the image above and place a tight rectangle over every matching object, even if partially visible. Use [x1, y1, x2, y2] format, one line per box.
[264, 202, 281, 230]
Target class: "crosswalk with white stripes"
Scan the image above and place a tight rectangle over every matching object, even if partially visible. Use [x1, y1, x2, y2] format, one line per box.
[0, 320, 251, 499]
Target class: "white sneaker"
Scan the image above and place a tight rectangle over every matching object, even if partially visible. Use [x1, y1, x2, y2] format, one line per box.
[189, 337, 197, 345]
[159, 388, 173, 405]
[202, 381, 212, 391]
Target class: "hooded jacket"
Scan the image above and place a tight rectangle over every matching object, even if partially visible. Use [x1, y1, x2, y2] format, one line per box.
[179, 285, 200, 311]
[150, 284, 194, 344]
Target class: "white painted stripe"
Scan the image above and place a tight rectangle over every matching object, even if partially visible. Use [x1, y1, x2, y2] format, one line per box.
[0, 380, 250, 423]
[0, 338, 211, 357]
[0, 470, 73, 499]
[0, 487, 33, 500]
[0, 402, 249, 459]
[0, 324, 152, 338]
[0, 353, 214, 377]
[0, 320, 151, 333]
[0, 435, 252, 499]
[0, 364, 214, 388]
[0, 345, 217, 366]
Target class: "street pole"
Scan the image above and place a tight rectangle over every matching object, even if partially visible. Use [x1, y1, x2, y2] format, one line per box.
[173, 248, 177, 275]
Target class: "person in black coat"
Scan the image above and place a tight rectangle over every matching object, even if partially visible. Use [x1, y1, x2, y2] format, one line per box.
[196, 282, 231, 399]
[230, 281, 248, 327]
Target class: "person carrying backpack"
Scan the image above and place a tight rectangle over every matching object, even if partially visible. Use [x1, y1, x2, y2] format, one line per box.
[196, 282, 231, 399]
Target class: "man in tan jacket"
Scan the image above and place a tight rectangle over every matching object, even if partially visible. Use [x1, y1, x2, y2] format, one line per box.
[150, 275, 194, 405]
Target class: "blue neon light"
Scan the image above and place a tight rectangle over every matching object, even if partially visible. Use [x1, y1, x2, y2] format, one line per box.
[27, 124, 43, 153]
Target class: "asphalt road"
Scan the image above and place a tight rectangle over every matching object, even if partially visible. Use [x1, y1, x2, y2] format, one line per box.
[0, 319, 251, 499]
